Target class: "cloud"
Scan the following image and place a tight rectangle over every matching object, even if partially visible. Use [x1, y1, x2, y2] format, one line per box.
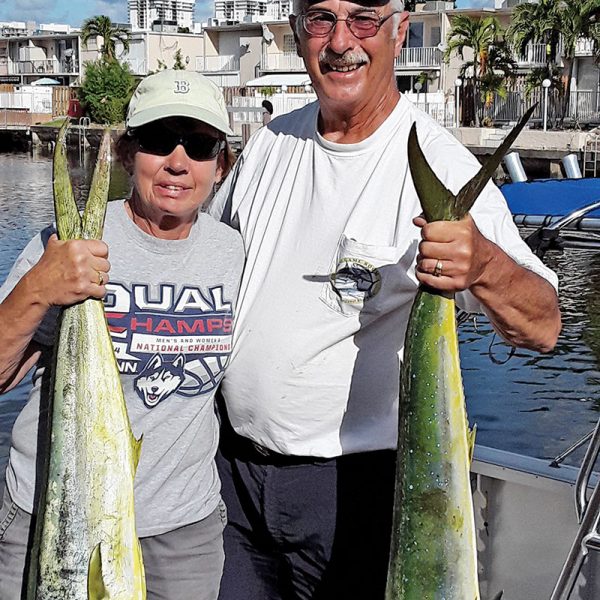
[195, 0, 214, 23]
[93, 0, 128, 23]
[0, 0, 56, 20]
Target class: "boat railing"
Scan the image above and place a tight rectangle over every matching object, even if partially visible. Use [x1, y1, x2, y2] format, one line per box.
[550, 418, 600, 599]
[522, 200, 600, 257]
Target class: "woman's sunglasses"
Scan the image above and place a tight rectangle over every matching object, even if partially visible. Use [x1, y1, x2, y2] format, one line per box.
[130, 124, 225, 161]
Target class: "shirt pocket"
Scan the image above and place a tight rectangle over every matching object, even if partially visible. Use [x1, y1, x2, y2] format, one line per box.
[320, 234, 405, 318]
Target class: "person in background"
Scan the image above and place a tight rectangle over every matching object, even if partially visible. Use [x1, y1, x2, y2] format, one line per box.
[262, 99, 274, 125]
[0, 69, 244, 600]
[209, 0, 562, 599]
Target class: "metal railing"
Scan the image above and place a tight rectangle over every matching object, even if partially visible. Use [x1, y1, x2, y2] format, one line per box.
[260, 52, 305, 71]
[395, 46, 442, 68]
[196, 55, 240, 72]
[121, 58, 148, 75]
[10, 59, 78, 75]
[514, 43, 548, 67]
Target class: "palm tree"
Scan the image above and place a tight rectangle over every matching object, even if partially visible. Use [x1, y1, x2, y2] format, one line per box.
[506, 0, 600, 124]
[444, 15, 503, 125]
[81, 15, 130, 62]
[556, 0, 600, 121]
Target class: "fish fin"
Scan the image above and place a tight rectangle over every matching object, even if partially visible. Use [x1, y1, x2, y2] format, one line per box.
[53, 119, 82, 240]
[407, 123, 456, 222]
[82, 129, 112, 240]
[491, 591, 504, 600]
[88, 542, 110, 600]
[455, 105, 537, 217]
[468, 424, 477, 464]
[132, 433, 143, 472]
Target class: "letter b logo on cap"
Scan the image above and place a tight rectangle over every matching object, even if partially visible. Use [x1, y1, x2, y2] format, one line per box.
[174, 80, 190, 94]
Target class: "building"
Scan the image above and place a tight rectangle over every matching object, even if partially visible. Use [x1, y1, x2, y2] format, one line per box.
[0, 24, 81, 87]
[213, 0, 292, 24]
[128, 0, 196, 32]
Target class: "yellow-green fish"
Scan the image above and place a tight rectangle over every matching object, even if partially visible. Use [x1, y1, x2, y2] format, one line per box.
[27, 121, 146, 599]
[385, 107, 535, 600]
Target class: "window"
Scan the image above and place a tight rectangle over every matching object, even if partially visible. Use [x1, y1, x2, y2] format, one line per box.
[407, 22, 423, 49]
[283, 34, 296, 54]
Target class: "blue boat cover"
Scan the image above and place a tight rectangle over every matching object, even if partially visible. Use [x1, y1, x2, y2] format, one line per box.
[500, 179, 600, 218]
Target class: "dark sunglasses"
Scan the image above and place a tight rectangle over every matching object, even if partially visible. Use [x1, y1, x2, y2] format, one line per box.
[130, 124, 225, 161]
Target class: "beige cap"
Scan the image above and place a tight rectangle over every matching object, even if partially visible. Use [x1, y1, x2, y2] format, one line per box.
[126, 69, 233, 135]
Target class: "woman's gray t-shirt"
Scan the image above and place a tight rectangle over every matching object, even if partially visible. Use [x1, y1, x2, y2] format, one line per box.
[0, 200, 244, 537]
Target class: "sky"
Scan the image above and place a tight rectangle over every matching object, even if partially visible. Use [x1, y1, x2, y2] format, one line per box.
[0, 0, 494, 29]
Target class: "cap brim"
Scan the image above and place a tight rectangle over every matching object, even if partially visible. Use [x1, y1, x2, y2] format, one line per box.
[127, 103, 233, 136]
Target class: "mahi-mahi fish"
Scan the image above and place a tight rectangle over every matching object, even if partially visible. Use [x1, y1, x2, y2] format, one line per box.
[27, 120, 146, 599]
[385, 107, 535, 600]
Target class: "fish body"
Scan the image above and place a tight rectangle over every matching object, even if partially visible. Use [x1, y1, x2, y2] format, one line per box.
[385, 108, 535, 600]
[28, 122, 145, 599]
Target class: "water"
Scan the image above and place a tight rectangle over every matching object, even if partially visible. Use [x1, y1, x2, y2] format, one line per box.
[0, 148, 131, 487]
[0, 150, 599, 487]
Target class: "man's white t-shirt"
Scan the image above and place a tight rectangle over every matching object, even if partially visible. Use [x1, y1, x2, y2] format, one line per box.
[210, 96, 558, 458]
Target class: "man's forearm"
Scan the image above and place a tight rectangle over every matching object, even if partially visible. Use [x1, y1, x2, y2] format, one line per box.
[470, 244, 561, 353]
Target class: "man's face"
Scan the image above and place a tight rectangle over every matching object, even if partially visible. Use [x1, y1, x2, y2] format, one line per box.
[290, 0, 409, 111]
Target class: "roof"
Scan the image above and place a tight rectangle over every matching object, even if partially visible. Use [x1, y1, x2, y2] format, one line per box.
[245, 73, 312, 87]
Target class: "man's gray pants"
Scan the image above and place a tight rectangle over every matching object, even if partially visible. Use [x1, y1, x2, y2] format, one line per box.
[0, 487, 226, 599]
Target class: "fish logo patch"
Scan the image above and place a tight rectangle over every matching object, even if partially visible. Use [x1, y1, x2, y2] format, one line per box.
[330, 258, 382, 304]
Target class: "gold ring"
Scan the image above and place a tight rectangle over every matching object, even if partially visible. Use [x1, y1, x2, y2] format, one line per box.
[433, 259, 443, 277]
[97, 271, 105, 286]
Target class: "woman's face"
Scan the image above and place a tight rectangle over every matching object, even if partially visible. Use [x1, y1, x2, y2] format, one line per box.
[131, 117, 224, 224]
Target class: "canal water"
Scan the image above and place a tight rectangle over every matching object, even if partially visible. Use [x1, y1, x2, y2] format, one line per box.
[0, 148, 600, 494]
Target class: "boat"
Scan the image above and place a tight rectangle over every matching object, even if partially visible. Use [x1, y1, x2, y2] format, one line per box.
[470, 182, 600, 600]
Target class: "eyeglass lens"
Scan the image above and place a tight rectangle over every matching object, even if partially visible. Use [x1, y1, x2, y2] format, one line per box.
[303, 11, 389, 38]
[135, 125, 223, 161]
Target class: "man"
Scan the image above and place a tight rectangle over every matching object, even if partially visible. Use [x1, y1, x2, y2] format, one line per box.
[210, 0, 561, 598]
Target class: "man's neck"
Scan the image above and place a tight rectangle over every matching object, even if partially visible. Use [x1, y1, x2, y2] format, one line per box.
[318, 87, 400, 144]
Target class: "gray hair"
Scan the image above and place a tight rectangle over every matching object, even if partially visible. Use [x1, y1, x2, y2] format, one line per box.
[292, 0, 406, 37]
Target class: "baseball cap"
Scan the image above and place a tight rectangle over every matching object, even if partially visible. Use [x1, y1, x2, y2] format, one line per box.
[126, 69, 233, 136]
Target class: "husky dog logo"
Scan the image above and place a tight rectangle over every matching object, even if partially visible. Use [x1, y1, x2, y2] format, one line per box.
[135, 353, 186, 408]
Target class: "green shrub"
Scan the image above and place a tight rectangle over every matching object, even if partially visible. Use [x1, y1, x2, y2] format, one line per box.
[79, 60, 136, 125]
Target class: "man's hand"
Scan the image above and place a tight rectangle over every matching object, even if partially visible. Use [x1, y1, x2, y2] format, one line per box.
[413, 213, 561, 352]
[414, 214, 492, 292]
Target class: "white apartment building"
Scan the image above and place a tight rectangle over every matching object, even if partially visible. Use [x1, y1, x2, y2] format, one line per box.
[128, 0, 196, 32]
[214, 0, 292, 24]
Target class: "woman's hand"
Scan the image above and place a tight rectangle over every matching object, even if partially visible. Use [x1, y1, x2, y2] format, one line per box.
[30, 234, 111, 307]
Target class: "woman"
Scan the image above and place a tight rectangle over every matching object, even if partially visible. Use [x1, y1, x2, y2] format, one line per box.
[0, 70, 244, 599]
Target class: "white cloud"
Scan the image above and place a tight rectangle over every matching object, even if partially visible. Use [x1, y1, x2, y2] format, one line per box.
[94, 0, 128, 23]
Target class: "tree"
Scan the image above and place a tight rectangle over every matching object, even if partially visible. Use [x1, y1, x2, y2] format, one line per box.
[82, 15, 131, 62]
[173, 49, 186, 70]
[79, 60, 136, 124]
[444, 15, 504, 126]
[506, 0, 600, 124]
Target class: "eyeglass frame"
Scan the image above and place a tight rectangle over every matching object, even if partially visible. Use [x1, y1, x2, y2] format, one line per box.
[298, 9, 402, 40]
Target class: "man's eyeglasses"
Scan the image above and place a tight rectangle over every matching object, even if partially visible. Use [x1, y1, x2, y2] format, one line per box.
[130, 124, 225, 161]
[300, 10, 400, 39]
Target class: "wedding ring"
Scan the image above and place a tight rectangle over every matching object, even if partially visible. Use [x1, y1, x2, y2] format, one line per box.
[433, 259, 443, 277]
[97, 271, 105, 286]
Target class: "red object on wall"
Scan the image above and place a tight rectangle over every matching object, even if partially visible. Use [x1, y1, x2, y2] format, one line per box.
[67, 98, 83, 118]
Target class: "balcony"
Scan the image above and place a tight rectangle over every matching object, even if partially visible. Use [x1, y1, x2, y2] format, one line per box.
[11, 59, 78, 75]
[260, 52, 305, 72]
[395, 47, 442, 69]
[196, 55, 240, 72]
[514, 43, 548, 67]
[575, 38, 595, 57]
